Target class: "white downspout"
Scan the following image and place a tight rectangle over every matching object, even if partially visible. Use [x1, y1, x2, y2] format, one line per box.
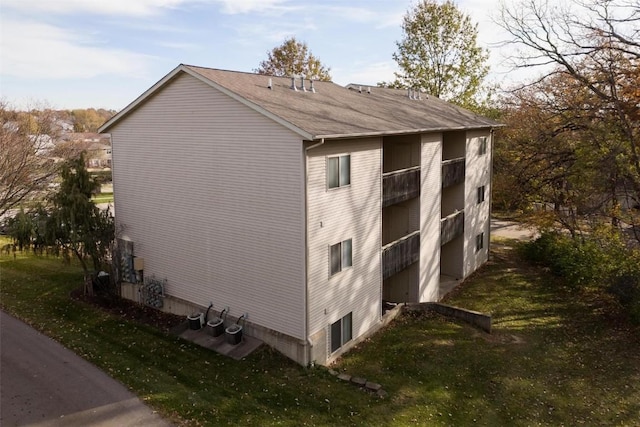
[488, 129, 495, 262]
[303, 138, 325, 365]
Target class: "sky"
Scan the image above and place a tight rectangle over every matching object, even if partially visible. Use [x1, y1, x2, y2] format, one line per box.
[0, 0, 532, 111]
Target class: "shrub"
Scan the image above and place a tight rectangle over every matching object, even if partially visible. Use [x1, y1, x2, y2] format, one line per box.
[91, 170, 112, 185]
[519, 232, 605, 286]
[521, 231, 640, 323]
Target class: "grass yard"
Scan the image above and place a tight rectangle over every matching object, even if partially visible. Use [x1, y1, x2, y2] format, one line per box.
[91, 192, 114, 204]
[1, 236, 639, 426]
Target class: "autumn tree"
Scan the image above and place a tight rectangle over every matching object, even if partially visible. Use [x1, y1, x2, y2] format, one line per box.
[7, 153, 115, 295]
[0, 102, 58, 218]
[385, 0, 489, 108]
[495, 0, 640, 242]
[255, 37, 332, 81]
[71, 108, 115, 132]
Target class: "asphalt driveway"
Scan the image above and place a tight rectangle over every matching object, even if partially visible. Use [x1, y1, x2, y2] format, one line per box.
[0, 311, 172, 427]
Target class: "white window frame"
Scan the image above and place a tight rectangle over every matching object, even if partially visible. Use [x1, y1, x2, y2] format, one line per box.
[327, 154, 351, 189]
[329, 238, 353, 276]
[479, 136, 488, 156]
[330, 312, 353, 353]
[476, 232, 484, 253]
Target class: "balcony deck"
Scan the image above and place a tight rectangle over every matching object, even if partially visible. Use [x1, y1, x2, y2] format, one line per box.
[440, 210, 464, 245]
[442, 157, 465, 188]
[382, 167, 420, 208]
[382, 231, 420, 280]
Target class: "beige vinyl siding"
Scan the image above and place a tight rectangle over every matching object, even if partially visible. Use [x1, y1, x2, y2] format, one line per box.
[463, 130, 492, 277]
[306, 138, 382, 346]
[419, 133, 443, 302]
[109, 72, 306, 339]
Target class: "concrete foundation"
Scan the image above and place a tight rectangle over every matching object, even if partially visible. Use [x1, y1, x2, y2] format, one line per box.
[121, 282, 407, 366]
[120, 282, 309, 365]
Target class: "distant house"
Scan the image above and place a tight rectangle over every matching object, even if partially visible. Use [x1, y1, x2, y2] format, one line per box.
[99, 64, 502, 365]
[54, 119, 74, 133]
[59, 132, 112, 168]
[29, 134, 55, 156]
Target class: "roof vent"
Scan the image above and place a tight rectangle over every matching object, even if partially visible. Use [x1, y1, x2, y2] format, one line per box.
[291, 76, 298, 91]
[367, 86, 371, 94]
[358, 85, 362, 94]
[267, 78, 272, 90]
[300, 76, 307, 92]
[310, 80, 316, 93]
[408, 88, 421, 100]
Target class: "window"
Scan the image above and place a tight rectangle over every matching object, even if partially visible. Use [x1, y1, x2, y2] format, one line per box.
[476, 232, 484, 253]
[477, 185, 486, 204]
[327, 155, 351, 189]
[330, 239, 352, 276]
[479, 136, 488, 155]
[330, 312, 353, 353]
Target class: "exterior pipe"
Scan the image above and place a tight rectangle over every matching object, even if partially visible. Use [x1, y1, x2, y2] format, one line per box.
[303, 138, 324, 365]
[204, 302, 213, 324]
[488, 128, 495, 260]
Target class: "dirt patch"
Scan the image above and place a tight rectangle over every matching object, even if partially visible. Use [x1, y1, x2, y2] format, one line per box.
[70, 288, 184, 332]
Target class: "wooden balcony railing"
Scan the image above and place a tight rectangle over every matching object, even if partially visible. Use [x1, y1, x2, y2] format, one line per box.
[440, 210, 464, 245]
[442, 158, 465, 188]
[382, 231, 420, 280]
[382, 167, 420, 208]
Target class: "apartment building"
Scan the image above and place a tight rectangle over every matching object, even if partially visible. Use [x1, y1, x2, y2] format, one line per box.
[99, 64, 501, 365]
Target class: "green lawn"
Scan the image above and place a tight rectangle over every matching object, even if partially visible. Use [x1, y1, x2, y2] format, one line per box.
[91, 192, 114, 204]
[1, 237, 639, 426]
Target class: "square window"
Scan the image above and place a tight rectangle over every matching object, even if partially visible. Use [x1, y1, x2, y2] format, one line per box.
[330, 312, 353, 353]
[479, 137, 488, 155]
[330, 239, 352, 276]
[476, 232, 484, 252]
[477, 185, 486, 204]
[328, 155, 351, 189]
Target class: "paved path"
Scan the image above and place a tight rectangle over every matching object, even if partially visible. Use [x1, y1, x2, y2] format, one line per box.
[490, 218, 539, 241]
[0, 311, 172, 427]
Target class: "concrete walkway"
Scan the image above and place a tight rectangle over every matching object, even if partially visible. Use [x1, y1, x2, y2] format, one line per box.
[0, 311, 172, 427]
[490, 218, 539, 241]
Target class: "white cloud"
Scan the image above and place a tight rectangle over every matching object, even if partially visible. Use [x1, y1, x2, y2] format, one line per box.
[0, 20, 153, 79]
[156, 41, 201, 50]
[213, 0, 294, 15]
[1, 0, 202, 16]
[315, 5, 404, 28]
[233, 19, 318, 45]
[333, 61, 398, 86]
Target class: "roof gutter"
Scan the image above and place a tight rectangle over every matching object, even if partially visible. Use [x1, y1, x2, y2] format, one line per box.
[314, 124, 506, 141]
[305, 138, 325, 152]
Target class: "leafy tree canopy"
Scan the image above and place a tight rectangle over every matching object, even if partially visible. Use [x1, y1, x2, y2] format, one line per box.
[384, 0, 489, 109]
[255, 37, 332, 81]
[494, 0, 640, 243]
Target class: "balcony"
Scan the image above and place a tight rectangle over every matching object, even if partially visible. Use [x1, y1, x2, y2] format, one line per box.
[382, 231, 420, 280]
[441, 210, 464, 245]
[442, 158, 465, 188]
[383, 167, 420, 208]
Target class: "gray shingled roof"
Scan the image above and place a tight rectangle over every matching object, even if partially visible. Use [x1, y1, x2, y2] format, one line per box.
[184, 65, 501, 139]
[100, 64, 502, 138]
